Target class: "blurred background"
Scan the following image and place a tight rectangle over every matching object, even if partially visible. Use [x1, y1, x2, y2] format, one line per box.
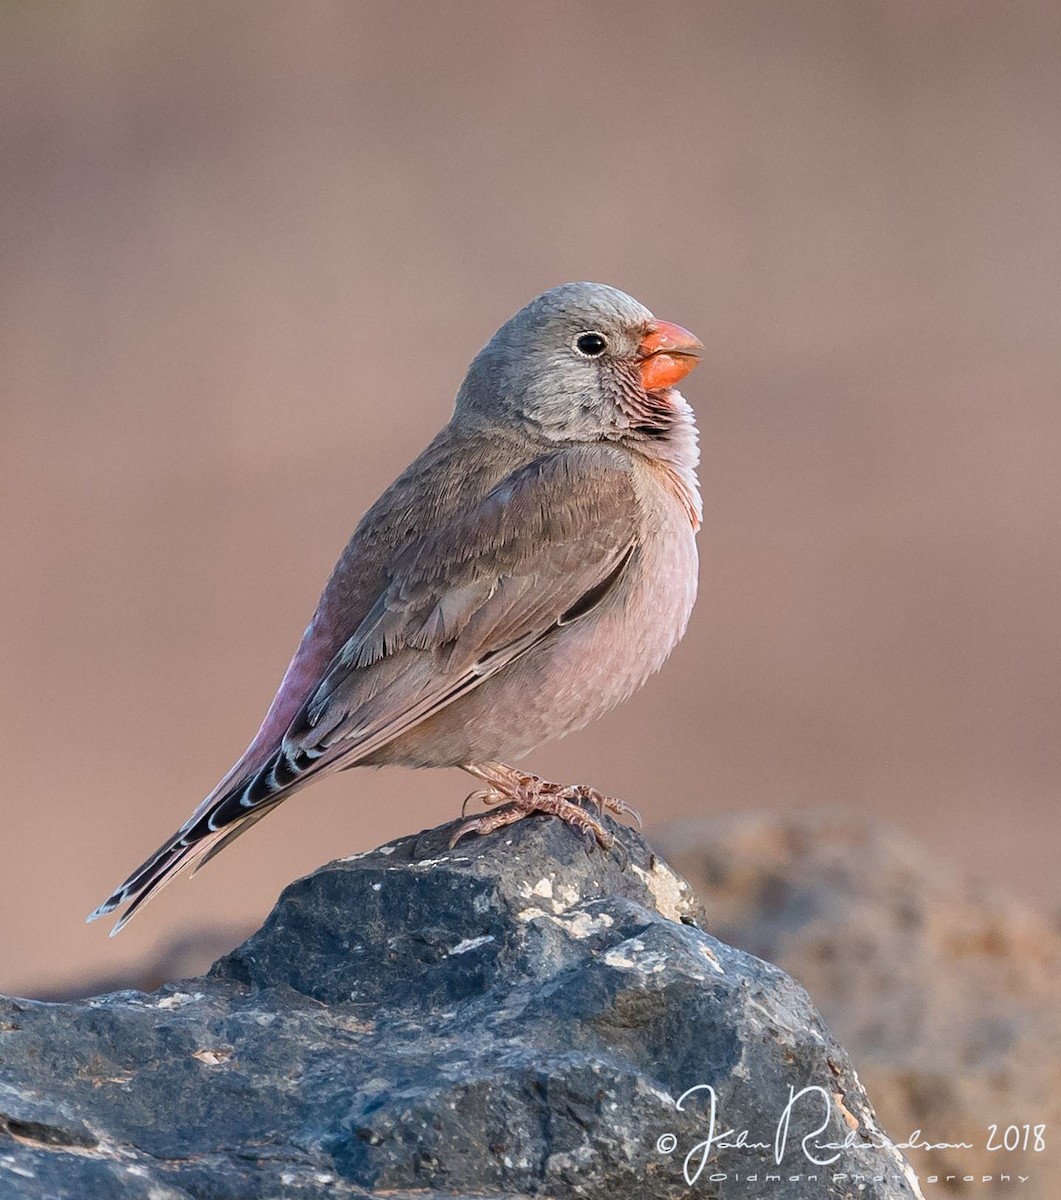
[2, 1, 1059, 998]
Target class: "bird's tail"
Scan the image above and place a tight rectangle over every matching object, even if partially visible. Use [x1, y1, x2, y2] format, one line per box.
[86, 745, 322, 935]
[85, 824, 236, 936]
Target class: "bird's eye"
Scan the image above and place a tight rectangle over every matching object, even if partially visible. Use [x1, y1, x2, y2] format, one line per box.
[574, 331, 608, 357]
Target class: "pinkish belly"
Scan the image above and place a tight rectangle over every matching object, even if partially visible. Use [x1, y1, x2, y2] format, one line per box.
[369, 505, 698, 768]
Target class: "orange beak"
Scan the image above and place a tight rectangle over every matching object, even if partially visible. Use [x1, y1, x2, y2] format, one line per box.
[638, 320, 704, 392]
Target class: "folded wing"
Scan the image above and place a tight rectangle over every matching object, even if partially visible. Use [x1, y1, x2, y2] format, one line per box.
[89, 445, 640, 931]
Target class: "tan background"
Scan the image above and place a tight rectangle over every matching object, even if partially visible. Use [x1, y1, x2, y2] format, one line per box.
[2, 1, 1059, 997]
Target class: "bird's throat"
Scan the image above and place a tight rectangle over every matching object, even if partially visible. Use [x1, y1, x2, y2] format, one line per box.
[623, 388, 702, 531]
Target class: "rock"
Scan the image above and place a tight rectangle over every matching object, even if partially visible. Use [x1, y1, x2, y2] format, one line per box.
[1, 815, 922, 1199]
[655, 811, 1061, 1198]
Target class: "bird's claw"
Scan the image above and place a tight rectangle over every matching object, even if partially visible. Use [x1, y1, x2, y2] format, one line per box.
[568, 784, 642, 831]
[460, 787, 506, 818]
[452, 767, 640, 857]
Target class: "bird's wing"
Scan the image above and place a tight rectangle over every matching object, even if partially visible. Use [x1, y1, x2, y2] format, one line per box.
[90, 445, 641, 931]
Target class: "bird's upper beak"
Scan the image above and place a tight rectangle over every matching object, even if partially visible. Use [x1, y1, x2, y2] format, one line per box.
[638, 320, 704, 392]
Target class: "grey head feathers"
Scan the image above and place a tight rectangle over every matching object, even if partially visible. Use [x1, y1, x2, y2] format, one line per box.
[454, 282, 657, 441]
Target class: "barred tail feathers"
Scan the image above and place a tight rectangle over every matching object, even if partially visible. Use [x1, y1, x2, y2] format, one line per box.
[85, 746, 321, 935]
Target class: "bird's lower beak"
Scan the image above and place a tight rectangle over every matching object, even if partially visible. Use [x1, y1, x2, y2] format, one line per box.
[638, 320, 704, 392]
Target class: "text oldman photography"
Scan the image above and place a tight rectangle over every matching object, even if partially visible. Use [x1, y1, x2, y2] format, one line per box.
[657, 1084, 1047, 1190]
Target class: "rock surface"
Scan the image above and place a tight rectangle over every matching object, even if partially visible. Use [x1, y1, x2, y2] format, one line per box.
[1, 815, 922, 1199]
[656, 811, 1061, 1197]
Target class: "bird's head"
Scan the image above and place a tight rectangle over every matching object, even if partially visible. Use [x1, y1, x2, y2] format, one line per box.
[454, 282, 703, 442]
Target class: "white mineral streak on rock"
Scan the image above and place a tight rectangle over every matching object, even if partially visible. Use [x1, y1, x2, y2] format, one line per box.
[631, 860, 691, 923]
[449, 935, 495, 955]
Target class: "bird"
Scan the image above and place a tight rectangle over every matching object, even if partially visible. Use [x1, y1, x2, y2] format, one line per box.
[88, 282, 703, 934]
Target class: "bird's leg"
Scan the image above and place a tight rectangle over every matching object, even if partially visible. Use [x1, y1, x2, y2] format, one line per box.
[449, 761, 638, 851]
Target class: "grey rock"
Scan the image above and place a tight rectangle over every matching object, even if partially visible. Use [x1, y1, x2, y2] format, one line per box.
[1, 816, 922, 1198]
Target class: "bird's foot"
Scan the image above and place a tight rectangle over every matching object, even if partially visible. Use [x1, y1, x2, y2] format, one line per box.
[450, 766, 639, 856]
[561, 783, 642, 830]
